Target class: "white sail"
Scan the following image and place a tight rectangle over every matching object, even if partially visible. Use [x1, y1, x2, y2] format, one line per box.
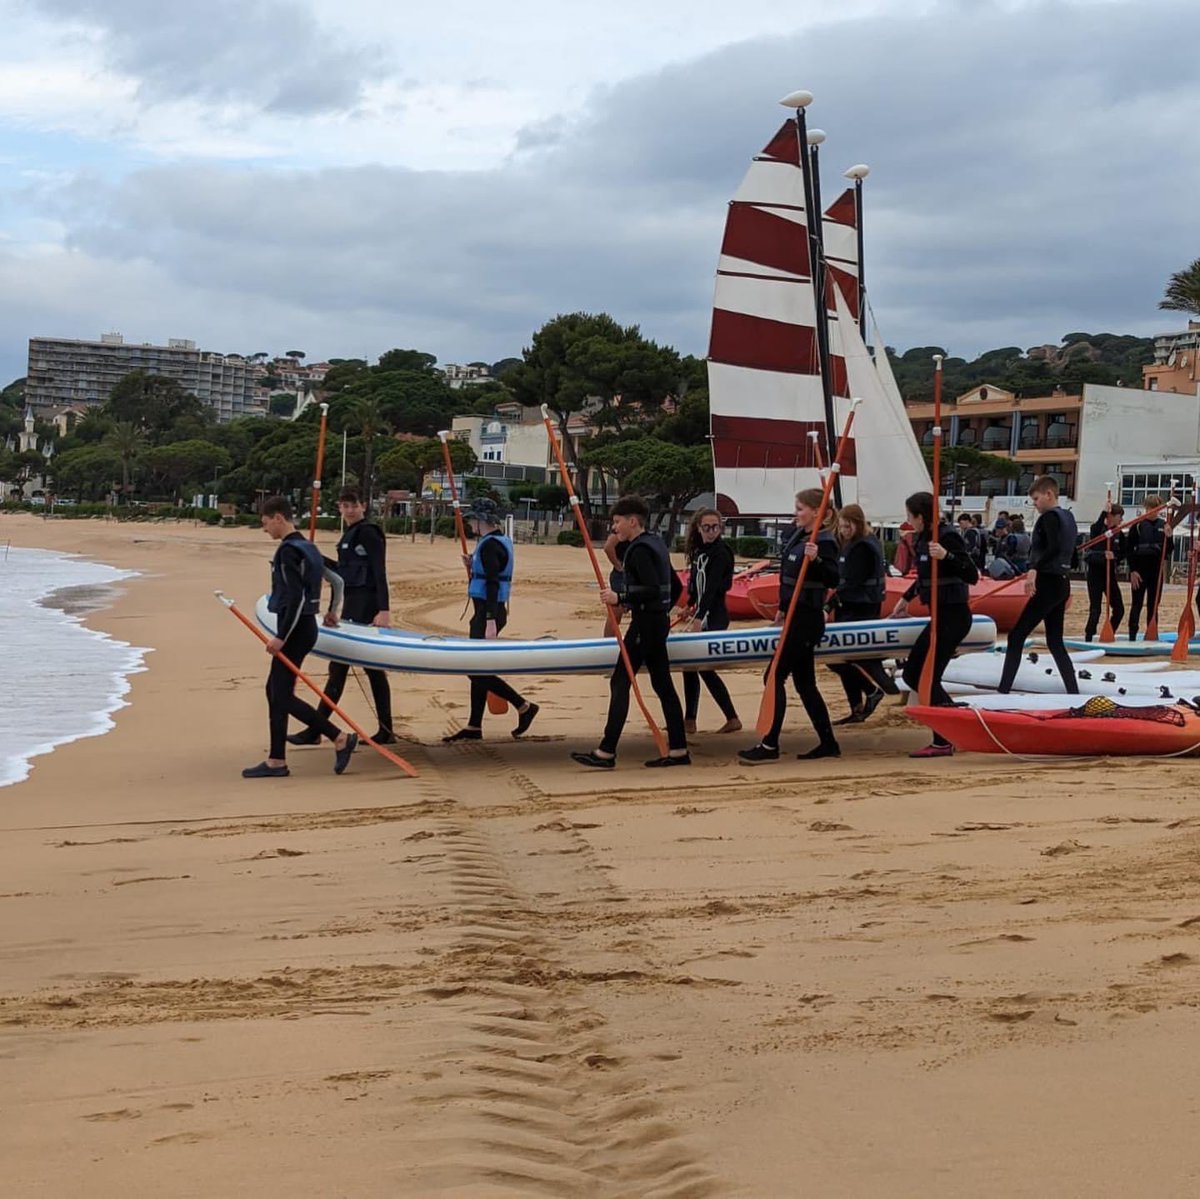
[834, 283, 932, 524]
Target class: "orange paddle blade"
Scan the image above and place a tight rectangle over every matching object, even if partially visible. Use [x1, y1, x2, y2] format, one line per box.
[755, 658, 781, 738]
[1099, 617, 1115, 643]
[486, 693, 509, 715]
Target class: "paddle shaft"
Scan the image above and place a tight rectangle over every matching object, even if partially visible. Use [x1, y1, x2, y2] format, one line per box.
[756, 401, 860, 738]
[540, 406, 668, 757]
[217, 593, 419, 778]
[307, 403, 330, 542]
[1148, 489, 1177, 640]
[918, 356, 943, 705]
[1100, 485, 1115, 643]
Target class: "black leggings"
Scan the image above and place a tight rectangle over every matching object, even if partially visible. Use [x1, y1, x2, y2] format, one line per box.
[828, 601, 892, 709]
[318, 591, 393, 731]
[901, 603, 972, 746]
[763, 608, 834, 750]
[466, 600, 526, 727]
[998, 574, 1077, 694]
[1084, 562, 1124, 640]
[267, 616, 339, 759]
[601, 611, 687, 754]
[1128, 559, 1161, 640]
[683, 615, 737, 722]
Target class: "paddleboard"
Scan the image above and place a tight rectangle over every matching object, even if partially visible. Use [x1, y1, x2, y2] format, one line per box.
[1062, 636, 1175, 658]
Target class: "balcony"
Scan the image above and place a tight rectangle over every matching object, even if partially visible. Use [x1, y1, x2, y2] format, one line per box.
[980, 425, 1012, 452]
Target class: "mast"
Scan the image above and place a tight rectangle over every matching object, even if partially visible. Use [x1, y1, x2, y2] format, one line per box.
[844, 164, 870, 343]
[782, 91, 841, 505]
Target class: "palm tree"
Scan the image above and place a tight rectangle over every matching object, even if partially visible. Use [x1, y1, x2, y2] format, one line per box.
[349, 398, 391, 511]
[105, 420, 146, 503]
[1160, 258, 1200, 318]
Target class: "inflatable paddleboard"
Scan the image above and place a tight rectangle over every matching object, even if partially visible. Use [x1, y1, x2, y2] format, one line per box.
[907, 698, 1200, 756]
[1062, 636, 1176, 658]
[254, 596, 997, 676]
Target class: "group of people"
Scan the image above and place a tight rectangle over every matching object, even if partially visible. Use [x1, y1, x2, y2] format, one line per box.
[243, 472, 1091, 777]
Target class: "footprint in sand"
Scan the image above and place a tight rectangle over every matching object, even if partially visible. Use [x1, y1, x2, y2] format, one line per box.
[83, 1108, 142, 1121]
[955, 934, 1035, 949]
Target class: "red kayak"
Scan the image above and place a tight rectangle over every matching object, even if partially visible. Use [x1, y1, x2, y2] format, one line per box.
[906, 700, 1200, 756]
[743, 574, 1032, 632]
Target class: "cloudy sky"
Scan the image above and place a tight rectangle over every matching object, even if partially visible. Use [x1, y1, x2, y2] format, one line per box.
[0, 0, 1195, 386]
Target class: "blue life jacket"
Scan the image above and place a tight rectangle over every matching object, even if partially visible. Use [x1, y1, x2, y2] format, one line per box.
[268, 535, 325, 615]
[468, 532, 513, 603]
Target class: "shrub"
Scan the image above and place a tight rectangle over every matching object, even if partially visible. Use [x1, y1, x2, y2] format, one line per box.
[557, 529, 584, 547]
[435, 516, 459, 538]
[734, 536, 771, 559]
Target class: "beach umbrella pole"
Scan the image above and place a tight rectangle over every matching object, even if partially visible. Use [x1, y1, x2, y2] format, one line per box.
[215, 592, 418, 778]
[540, 404, 668, 757]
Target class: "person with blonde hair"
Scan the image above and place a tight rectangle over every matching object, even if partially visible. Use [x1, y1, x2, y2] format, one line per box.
[739, 488, 840, 764]
[828, 504, 897, 724]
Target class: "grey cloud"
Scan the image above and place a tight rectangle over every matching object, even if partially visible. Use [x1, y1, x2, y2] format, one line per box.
[4, 0, 1199, 388]
[27, 0, 385, 114]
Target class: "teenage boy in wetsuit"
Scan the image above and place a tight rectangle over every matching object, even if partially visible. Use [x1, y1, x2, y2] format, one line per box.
[997, 476, 1079, 694]
[289, 487, 395, 746]
[442, 498, 539, 742]
[572, 495, 689, 769]
[243, 496, 357, 779]
[1127, 493, 1167, 642]
[1083, 500, 1125, 641]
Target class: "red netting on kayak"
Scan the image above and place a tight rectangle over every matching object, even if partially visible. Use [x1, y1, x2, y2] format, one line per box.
[1057, 696, 1188, 726]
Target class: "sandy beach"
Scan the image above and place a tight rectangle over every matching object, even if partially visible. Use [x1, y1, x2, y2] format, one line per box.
[4, 512, 1200, 1197]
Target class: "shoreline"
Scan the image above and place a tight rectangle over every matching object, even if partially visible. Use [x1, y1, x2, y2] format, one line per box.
[4, 513, 1200, 1195]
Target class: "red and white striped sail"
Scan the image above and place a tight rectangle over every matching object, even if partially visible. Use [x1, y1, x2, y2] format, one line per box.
[707, 117, 929, 522]
[708, 120, 850, 516]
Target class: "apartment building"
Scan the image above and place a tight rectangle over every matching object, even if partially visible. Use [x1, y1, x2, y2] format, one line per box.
[1143, 322, 1200, 395]
[906, 382, 1200, 516]
[25, 333, 261, 422]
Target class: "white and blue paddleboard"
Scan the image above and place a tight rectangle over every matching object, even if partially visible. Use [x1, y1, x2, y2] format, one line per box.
[1063, 635, 1178, 658]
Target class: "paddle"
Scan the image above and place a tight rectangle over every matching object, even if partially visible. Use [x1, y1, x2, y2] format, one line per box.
[438, 431, 507, 716]
[918, 355, 943, 705]
[307, 402, 330, 542]
[1099, 482, 1116, 643]
[756, 400, 861, 737]
[970, 503, 1180, 612]
[1172, 480, 1199, 661]
[216, 591, 419, 778]
[540, 405, 668, 758]
[1147, 481, 1177, 642]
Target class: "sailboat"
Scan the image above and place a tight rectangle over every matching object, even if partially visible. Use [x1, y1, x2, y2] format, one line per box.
[707, 100, 929, 523]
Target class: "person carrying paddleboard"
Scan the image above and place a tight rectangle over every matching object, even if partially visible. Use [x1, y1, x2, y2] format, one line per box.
[1127, 493, 1166, 641]
[442, 498, 539, 742]
[1083, 500, 1126, 641]
[681, 508, 741, 735]
[828, 503, 898, 725]
[572, 495, 689, 769]
[288, 487, 396, 747]
[739, 488, 841, 764]
[891, 490, 977, 758]
[243, 496, 357, 779]
[997, 476, 1079, 695]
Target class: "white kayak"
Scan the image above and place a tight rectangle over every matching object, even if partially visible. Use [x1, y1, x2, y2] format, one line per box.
[943, 653, 1200, 699]
[253, 595, 997, 676]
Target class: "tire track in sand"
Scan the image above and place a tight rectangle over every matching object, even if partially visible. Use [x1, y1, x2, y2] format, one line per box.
[401, 745, 724, 1197]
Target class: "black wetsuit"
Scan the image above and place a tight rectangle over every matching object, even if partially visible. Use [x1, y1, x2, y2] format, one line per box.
[900, 525, 973, 746]
[998, 506, 1079, 694]
[1083, 514, 1125, 641]
[828, 534, 893, 709]
[600, 532, 687, 755]
[683, 537, 738, 724]
[317, 520, 393, 733]
[267, 533, 341, 760]
[762, 525, 839, 751]
[467, 535, 527, 727]
[1127, 517, 1166, 640]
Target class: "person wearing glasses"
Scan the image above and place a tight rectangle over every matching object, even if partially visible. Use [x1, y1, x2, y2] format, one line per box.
[681, 509, 741, 734]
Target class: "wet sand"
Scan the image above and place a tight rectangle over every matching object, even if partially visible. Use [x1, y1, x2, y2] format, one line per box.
[3, 513, 1200, 1197]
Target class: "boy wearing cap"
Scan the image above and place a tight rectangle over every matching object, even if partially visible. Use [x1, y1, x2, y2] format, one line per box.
[443, 498, 539, 741]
